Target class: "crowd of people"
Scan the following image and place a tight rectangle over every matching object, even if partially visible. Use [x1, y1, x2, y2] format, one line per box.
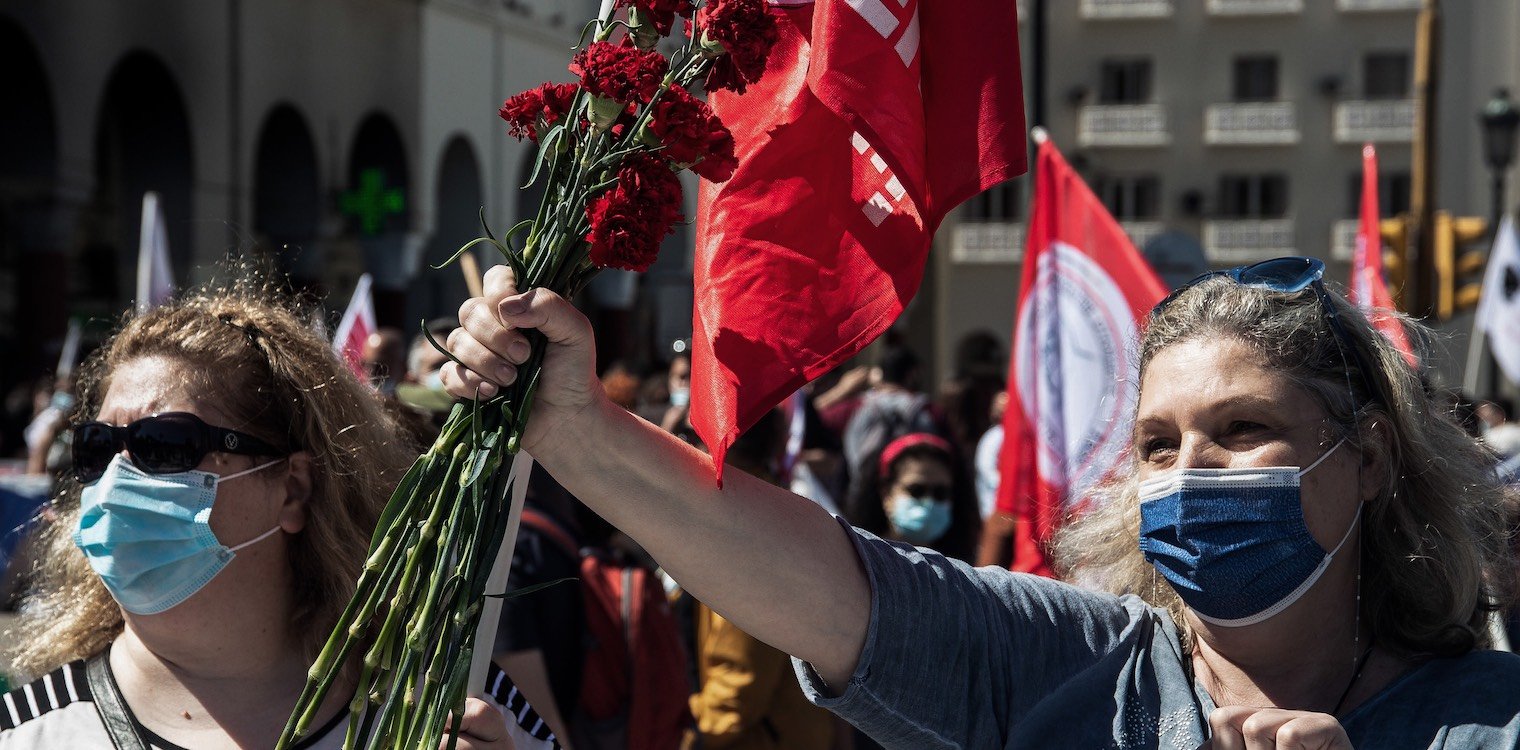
[0, 253, 1517, 749]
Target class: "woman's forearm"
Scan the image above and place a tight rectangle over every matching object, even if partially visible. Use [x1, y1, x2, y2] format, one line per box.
[534, 397, 870, 686]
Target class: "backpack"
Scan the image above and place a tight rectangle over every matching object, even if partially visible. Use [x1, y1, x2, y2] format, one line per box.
[520, 510, 692, 750]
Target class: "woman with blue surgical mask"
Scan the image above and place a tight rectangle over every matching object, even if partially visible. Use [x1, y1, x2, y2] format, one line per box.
[843, 433, 980, 564]
[441, 258, 1520, 749]
[0, 274, 543, 750]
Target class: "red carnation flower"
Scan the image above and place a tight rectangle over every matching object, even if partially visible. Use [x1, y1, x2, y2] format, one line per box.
[616, 0, 694, 37]
[570, 41, 669, 104]
[585, 154, 683, 272]
[695, 0, 778, 94]
[646, 85, 737, 182]
[499, 82, 580, 142]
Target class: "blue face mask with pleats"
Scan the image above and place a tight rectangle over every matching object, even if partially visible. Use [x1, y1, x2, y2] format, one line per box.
[1137, 439, 1358, 627]
[74, 454, 285, 615]
[890, 495, 953, 545]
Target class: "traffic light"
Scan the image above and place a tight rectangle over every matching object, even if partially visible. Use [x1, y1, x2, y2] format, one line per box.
[1431, 211, 1488, 320]
[1380, 216, 1411, 308]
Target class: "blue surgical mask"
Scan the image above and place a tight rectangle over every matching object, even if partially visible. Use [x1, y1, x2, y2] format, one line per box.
[669, 387, 690, 408]
[890, 495, 953, 545]
[74, 454, 285, 615]
[1138, 439, 1357, 627]
[423, 369, 445, 391]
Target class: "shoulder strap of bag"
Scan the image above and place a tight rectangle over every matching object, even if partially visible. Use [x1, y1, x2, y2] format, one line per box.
[85, 650, 150, 750]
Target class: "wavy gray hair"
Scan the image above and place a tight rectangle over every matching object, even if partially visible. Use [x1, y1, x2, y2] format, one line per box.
[1053, 274, 1518, 657]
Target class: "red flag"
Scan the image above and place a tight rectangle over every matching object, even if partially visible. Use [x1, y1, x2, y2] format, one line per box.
[1350, 144, 1417, 366]
[692, 0, 1026, 479]
[995, 134, 1166, 576]
[332, 273, 376, 384]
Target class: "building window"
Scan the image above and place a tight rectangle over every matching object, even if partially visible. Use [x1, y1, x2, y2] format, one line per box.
[1363, 51, 1410, 100]
[963, 179, 1023, 222]
[1219, 174, 1288, 218]
[1099, 58, 1153, 104]
[1094, 175, 1161, 220]
[1232, 55, 1279, 102]
[1345, 171, 1411, 216]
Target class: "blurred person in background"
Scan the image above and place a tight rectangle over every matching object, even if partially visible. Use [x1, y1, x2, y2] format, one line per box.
[843, 433, 980, 565]
[685, 407, 835, 750]
[360, 327, 408, 396]
[1477, 398, 1520, 461]
[936, 330, 1005, 472]
[0, 273, 530, 749]
[841, 347, 942, 476]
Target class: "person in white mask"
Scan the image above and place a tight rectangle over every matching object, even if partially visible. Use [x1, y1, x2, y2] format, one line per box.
[441, 258, 1520, 749]
[0, 276, 541, 749]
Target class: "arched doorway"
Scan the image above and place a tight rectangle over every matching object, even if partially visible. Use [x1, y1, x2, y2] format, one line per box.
[253, 104, 322, 292]
[343, 112, 410, 328]
[89, 50, 194, 317]
[0, 15, 62, 444]
[409, 135, 482, 328]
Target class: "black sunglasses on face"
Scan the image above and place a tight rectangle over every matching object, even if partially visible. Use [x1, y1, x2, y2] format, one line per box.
[899, 483, 953, 501]
[1150, 256, 1383, 408]
[72, 411, 285, 484]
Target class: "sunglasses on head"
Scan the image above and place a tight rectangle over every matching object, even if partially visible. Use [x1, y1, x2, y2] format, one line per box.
[1151, 256, 1382, 408]
[72, 411, 285, 484]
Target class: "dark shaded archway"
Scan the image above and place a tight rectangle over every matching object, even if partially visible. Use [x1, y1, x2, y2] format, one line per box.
[408, 135, 482, 329]
[344, 112, 411, 328]
[90, 50, 195, 316]
[253, 104, 322, 289]
[0, 15, 62, 448]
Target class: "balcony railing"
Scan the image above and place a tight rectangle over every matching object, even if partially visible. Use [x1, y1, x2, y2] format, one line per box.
[1336, 0, 1421, 11]
[1121, 221, 1167, 249]
[1208, 0, 1303, 14]
[1079, 104, 1170, 147]
[1205, 102, 1299, 145]
[951, 222, 1026, 264]
[1331, 219, 1360, 262]
[1080, 0, 1174, 19]
[1203, 219, 1296, 263]
[1334, 100, 1415, 143]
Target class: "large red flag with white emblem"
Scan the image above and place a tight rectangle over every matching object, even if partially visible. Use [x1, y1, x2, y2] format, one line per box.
[692, 0, 1026, 478]
[995, 134, 1166, 576]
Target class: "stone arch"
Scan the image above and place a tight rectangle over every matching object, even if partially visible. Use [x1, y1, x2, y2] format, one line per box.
[253, 103, 322, 287]
[344, 111, 410, 327]
[408, 134, 483, 326]
[89, 50, 194, 315]
[0, 15, 63, 382]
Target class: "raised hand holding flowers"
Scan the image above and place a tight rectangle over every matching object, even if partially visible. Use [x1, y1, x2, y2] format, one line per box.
[277, 2, 777, 749]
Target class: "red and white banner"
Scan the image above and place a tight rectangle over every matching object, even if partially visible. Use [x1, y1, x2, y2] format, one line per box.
[691, 0, 1026, 479]
[1350, 144, 1416, 366]
[995, 135, 1166, 576]
[332, 273, 376, 383]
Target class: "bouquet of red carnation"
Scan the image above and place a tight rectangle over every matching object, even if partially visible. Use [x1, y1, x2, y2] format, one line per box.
[277, 2, 776, 748]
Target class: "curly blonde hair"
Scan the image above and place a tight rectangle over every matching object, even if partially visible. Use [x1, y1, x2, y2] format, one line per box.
[3, 269, 418, 679]
[1053, 275, 1518, 658]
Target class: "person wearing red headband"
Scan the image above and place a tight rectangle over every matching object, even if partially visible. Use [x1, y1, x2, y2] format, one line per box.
[842, 433, 980, 564]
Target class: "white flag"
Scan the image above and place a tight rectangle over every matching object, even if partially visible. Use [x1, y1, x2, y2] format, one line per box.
[136, 192, 174, 313]
[1478, 215, 1520, 386]
[332, 273, 376, 383]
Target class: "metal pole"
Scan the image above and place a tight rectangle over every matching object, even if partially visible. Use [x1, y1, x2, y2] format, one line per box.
[1409, 0, 1440, 317]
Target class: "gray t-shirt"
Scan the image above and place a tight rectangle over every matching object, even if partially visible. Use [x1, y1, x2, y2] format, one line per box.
[795, 522, 1520, 749]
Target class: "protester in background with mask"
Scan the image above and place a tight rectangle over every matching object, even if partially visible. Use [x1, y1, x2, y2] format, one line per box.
[443, 259, 1520, 748]
[0, 275, 533, 749]
[843, 433, 979, 564]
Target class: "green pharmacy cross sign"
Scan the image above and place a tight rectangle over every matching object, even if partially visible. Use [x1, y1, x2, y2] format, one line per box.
[341, 168, 405, 236]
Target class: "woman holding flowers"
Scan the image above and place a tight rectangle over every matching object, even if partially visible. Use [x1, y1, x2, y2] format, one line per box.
[0, 276, 541, 749]
[442, 258, 1520, 749]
